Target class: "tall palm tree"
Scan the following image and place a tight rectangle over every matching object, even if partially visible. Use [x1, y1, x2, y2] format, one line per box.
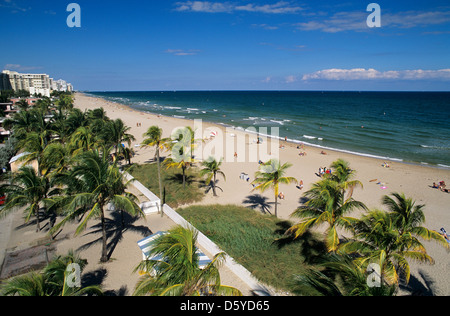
[200, 156, 226, 197]
[289, 178, 367, 252]
[340, 209, 436, 285]
[142, 126, 170, 207]
[252, 159, 297, 218]
[133, 226, 242, 296]
[164, 158, 192, 189]
[165, 127, 194, 189]
[0, 166, 51, 232]
[51, 148, 144, 262]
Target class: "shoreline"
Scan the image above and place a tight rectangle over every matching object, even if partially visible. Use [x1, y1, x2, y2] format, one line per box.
[84, 91, 450, 171]
[84, 91, 449, 172]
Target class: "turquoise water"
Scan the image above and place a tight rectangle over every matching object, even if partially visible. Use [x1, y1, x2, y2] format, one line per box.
[88, 91, 450, 168]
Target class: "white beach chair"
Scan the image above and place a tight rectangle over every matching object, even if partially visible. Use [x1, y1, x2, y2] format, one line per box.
[137, 231, 212, 268]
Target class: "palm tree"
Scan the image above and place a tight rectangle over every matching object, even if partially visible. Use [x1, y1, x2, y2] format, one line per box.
[87, 107, 110, 136]
[15, 131, 47, 174]
[102, 118, 136, 156]
[69, 126, 99, 155]
[0, 166, 51, 232]
[3, 110, 38, 140]
[164, 158, 192, 189]
[165, 127, 194, 189]
[252, 159, 297, 218]
[200, 156, 226, 197]
[41, 142, 74, 176]
[289, 178, 367, 252]
[326, 159, 363, 198]
[383, 193, 448, 247]
[133, 226, 242, 296]
[1, 251, 103, 296]
[16, 99, 29, 111]
[142, 126, 170, 207]
[51, 148, 144, 262]
[340, 209, 436, 285]
[292, 253, 397, 296]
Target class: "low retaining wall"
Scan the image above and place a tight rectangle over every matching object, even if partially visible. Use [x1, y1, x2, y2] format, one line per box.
[125, 172, 272, 295]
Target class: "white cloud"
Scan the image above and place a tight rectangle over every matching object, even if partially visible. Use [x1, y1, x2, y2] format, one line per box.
[285, 75, 297, 83]
[165, 49, 201, 56]
[252, 23, 279, 30]
[0, 0, 31, 13]
[295, 9, 450, 33]
[4, 64, 43, 71]
[302, 68, 450, 81]
[175, 1, 232, 13]
[175, 1, 303, 14]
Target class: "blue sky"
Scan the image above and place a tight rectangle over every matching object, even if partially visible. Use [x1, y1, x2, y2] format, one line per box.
[1, 0, 450, 91]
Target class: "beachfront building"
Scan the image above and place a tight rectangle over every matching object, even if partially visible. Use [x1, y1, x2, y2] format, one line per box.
[51, 79, 74, 93]
[1, 70, 52, 97]
[0, 70, 74, 97]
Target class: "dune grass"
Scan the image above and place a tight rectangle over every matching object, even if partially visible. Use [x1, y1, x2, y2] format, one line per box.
[177, 204, 326, 292]
[127, 163, 204, 208]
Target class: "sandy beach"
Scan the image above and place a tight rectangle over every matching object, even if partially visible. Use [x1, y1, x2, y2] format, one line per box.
[1, 92, 449, 296]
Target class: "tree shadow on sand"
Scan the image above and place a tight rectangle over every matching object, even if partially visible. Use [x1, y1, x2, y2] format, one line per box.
[200, 179, 224, 196]
[242, 194, 274, 215]
[76, 211, 151, 262]
[399, 269, 438, 296]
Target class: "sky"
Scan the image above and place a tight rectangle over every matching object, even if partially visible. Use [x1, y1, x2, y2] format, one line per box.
[1, 0, 450, 91]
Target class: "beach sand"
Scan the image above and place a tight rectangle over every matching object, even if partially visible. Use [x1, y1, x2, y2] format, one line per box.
[1, 92, 449, 296]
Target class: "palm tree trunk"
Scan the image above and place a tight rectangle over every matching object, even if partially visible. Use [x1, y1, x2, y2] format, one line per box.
[156, 148, 164, 215]
[212, 173, 217, 197]
[274, 182, 279, 218]
[274, 193, 278, 218]
[35, 205, 41, 233]
[182, 166, 186, 189]
[100, 207, 108, 263]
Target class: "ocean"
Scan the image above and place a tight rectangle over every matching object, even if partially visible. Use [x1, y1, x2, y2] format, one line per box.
[87, 91, 450, 168]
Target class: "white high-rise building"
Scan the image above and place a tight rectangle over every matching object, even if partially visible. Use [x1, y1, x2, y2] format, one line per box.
[52, 78, 74, 92]
[1, 70, 52, 97]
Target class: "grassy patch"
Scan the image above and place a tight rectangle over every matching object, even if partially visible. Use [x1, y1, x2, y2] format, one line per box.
[177, 204, 326, 292]
[127, 163, 204, 208]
